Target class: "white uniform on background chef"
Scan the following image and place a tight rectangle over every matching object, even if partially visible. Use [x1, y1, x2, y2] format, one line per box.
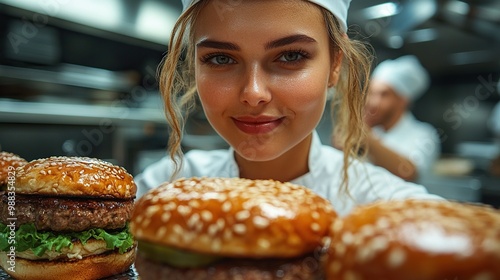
[361, 55, 441, 182]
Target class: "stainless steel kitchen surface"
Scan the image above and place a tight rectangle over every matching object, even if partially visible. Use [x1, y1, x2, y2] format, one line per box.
[0, 0, 499, 205]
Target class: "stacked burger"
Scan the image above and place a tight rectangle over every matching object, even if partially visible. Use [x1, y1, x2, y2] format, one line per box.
[131, 177, 337, 280]
[0, 156, 137, 280]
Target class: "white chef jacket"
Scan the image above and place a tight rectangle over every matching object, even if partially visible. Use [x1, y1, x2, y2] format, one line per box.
[372, 112, 441, 178]
[135, 131, 442, 217]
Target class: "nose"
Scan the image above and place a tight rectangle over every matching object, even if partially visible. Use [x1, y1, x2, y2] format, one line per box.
[240, 64, 271, 106]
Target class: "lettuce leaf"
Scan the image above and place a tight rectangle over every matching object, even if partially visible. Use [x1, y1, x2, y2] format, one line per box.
[0, 223, 134, 257]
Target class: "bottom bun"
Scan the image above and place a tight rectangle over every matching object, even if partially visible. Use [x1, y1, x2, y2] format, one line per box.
[0, 245, 137, 280]
[135, 251, 324, 280]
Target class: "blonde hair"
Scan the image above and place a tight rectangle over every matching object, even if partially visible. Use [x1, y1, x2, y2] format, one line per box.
[158, 1, 372, 192]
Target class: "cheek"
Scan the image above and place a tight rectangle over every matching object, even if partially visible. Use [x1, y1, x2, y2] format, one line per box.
[196, 73, 232, 114]
[277, 71, 328, 112]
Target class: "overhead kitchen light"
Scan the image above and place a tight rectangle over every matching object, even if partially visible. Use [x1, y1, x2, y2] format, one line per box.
[406, 28, 439, 43]
[362, 2, 400, 20]
[388, 35, 404, 49]
[0, 0, 122, 30]
[445, 0, 470, 16]
[449, 50, 494, 65]
[136, 1, 179, 44]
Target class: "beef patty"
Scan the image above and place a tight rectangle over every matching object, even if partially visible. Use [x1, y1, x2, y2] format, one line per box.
[0, 194, 133, 231]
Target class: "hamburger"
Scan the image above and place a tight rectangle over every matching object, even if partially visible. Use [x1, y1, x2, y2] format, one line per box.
[131, 177, 337, 280]
[324, 199, 500, 280]
[0, 151, 28, 193]
[0, 156, 137, 280]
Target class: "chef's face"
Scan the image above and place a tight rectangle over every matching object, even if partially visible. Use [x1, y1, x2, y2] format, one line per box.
[364, 79, 407, 128]
[193, 0, 340, 161]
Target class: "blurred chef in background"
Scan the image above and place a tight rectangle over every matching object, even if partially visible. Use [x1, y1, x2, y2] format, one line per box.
[361, 55, 440, 182]
[488, 79, 500, 177]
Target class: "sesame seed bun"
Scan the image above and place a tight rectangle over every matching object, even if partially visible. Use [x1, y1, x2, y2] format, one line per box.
[14, 156, 136, 199]
[132, 177, 336, 258]
[325, 199, 500, 280]
[0, 151, 27, 186]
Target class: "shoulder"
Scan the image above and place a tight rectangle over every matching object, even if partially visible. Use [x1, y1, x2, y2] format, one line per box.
[183, 149, 231, 171]
[134, 149, 232, 198]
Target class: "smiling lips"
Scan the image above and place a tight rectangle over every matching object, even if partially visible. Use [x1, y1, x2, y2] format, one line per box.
[232, 116, 285, 134]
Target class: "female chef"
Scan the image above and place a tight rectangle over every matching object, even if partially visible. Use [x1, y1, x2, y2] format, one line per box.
[135, 0, 442, 216]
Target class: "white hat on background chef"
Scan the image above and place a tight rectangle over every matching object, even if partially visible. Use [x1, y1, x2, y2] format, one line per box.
[371, 55, 431, 102]
[181, 0, 352, 33]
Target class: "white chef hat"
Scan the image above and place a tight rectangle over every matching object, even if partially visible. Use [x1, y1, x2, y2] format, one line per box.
[181, 0, 351, 33]
[371, 55, 430, 102]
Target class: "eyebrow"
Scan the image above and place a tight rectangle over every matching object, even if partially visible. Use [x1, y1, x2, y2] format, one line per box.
[196, 40, 240, 51]
[196, 34, 317, 51]
[264, 34, 317, 50]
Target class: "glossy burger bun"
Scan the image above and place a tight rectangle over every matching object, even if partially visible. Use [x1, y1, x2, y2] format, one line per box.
[0, 244, 137, 280]
[15, 156, 136, 199]
[131, 177, 337, 258]
[0, 151, 27, 185]
[325, 199, 500, 280]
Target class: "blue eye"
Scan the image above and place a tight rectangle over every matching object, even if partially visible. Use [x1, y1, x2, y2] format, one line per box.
[201, 53, 235, 67]
[280, 52, 301, 62]
[211, 55, 233, 65]
[277, 50, 310, 64]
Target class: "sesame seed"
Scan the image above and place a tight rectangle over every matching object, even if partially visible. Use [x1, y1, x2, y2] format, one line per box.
[182, 232, 196, 243]
[145, 205, 160, 217]
[161, 212, 171, 223]
[222, 201, 232, 212]
[142, 218, 151, 227]
[177, 205, 192, 216]
[342, 232, 354, 245]
[312, 211, 320, 220]
[311, 223, 321, 232]
[208, 224, 219, 236]
[233, 224, 246, 234]
[173, 224, 184, 235]
[332, 219, 344, 233]
[368, 236, 389, 252]
[187, 213, 200, 228]
[211, 239, 222, 252]
[189, 200, 201, 208]
[252, 216, 270, 229]
[387, 247, 406, 268]
[201, 210, 213, 222]
[235, 210, 251, 221]
[158, 226, 167, 237]
[216, 218, 225, 230]
[258, 238, 271, 249]
[356, 246, 375, 263]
